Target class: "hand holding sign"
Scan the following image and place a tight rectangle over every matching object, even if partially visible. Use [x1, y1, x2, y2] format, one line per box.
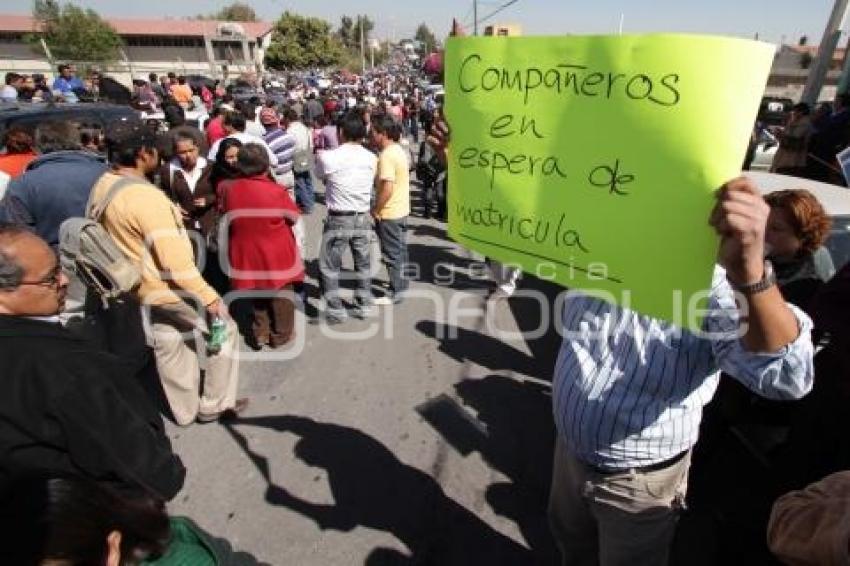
[710, 177, 770, 287]
[445, 34, 775, 329]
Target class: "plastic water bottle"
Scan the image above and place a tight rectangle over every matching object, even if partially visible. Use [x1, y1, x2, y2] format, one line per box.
[207, 317, 228, 354]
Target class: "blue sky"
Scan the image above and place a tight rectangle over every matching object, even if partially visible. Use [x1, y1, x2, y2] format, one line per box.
[2, 0, 840, 46]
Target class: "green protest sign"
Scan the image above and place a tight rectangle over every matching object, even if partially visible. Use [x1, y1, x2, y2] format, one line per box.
[444, 34, 774, 329]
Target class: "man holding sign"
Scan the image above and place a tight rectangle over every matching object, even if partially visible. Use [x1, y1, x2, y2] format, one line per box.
[439, 33, 815, 564]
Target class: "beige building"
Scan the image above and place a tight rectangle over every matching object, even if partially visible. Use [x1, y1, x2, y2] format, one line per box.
[0, 13, 273, 85]
[766, 43, 848, 102]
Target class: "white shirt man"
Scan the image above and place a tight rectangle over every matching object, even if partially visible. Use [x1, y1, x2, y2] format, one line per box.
[316, 143, 376, 213]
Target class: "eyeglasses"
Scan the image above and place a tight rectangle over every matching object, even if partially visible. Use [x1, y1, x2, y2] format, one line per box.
[17, 262, 63, 288]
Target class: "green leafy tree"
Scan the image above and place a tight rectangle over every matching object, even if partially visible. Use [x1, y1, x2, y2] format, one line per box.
[337, 16, 355, 50]
[352, 15, 374, 47]
[265, 11, 344, 70]
[198, 2, 258, 22]
[28, 0, 122, 63]
[414, 23, 438, 54]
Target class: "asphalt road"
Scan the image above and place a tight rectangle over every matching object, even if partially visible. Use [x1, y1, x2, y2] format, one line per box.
[165, 163, 564, 566]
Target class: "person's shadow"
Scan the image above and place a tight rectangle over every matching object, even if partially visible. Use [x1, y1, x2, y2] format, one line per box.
[223, 415, 533, 565]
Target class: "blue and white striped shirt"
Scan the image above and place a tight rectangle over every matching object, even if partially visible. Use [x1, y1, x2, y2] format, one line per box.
[263, 127, 296, 178]
[552, 265, 814, 470]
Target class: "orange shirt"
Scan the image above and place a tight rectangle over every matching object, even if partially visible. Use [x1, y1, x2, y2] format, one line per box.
[171, 84, 193, 104]
[0, 152, 37, 178]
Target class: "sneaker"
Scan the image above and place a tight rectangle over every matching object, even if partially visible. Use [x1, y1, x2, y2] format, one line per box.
[487, 288, 513, 302]
[373, 295, 394, 306]
[324, 313, 347, 325]
[197, 398, 250, 424]
[351, 305, 376, 319]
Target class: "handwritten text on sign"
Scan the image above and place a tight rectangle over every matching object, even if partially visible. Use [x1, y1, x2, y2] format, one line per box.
[444, 34, 774, 328]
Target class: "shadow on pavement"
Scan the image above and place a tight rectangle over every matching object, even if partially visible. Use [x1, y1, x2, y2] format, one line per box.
[415, 320, 541, 376]
[415, 377, 558, 565]
[411, 273, 567, 564]
[407, 242, 485, 290]
[223, 415, 533, 565]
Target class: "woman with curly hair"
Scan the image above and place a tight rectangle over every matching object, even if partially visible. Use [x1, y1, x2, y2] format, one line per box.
[765, 188, 835, 311]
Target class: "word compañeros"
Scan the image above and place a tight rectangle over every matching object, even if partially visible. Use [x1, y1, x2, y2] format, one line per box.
[458, 53, 681, 107]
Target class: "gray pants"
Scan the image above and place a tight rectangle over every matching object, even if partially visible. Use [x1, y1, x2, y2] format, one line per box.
[319, 212, 373, 320]
[375, 217, 409, 299]
[547, 437, 690, 566]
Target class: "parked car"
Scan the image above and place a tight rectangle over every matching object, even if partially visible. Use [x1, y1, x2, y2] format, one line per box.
[186, 75, 216, 93]
[758, 96, 793, 128]
[748, 170, 850, 270]
[139, 108, 209, 132]
[265, 87, 289, 107]
[226, 82, 264, 104]
[0, 101, 138, 144]
[748, 128, 779, 171]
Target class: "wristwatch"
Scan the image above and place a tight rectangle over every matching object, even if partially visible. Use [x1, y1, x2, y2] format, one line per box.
[732, 260, 776, 294]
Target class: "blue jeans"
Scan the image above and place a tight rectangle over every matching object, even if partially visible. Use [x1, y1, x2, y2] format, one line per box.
[319, 213, 374, 319]
[404, 117, 419, 140]
[376, 217, 409, 299]
[294, 170, 315, 213]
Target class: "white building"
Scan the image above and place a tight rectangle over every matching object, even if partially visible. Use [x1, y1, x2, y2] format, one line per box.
[0, 13, 273, 84]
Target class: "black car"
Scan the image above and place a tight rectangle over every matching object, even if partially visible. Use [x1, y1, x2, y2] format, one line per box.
[186, 75, 216, 93]
[226, 82, 264, 104]
[0, 102, 139, 140]
[758, 96, 794, 128]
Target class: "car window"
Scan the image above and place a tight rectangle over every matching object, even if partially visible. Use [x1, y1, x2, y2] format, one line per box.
[826, 216, 850, 272]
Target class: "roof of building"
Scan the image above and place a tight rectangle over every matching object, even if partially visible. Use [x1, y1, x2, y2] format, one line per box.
[0, 13, 273, 38]
[786, 44, 846, 61]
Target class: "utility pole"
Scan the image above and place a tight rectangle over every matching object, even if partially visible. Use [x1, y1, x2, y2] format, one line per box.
[802, 0, 850, 104]
[473, 0, 478, 36]
[838, 23, 850, 92]
[360, 16, 366, 75]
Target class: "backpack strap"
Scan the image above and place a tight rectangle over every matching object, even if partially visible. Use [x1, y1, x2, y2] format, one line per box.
[87, 174, 142, 222]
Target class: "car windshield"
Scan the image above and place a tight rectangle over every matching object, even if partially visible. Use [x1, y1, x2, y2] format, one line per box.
[826, 215, 850, 272]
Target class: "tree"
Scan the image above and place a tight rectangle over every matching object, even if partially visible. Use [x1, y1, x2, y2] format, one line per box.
[352, 15, 374, 48]
[198, 2, 258, 22]
[337, 16, 355, 50]
[337, 15, 373, 49]
[265, 11, 344, 70]
[414, 23, 438, 54]
[28, 0, 122, 63]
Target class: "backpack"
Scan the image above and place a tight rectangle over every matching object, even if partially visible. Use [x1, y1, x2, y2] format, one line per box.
[415, 142, 444, 186]
[292, 146, 312, 173]
[58, 175, 142, 305]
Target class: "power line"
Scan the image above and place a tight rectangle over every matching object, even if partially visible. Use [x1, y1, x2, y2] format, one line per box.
[476, 0, 520, 27]
[460, 4, 474, 24]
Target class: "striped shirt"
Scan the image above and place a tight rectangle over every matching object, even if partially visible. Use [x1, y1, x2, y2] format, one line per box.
[263, 127, 296, 178]
[553, 265, 814, 470]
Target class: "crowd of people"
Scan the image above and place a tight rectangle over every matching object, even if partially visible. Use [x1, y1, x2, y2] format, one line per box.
[746, 92, 850, 186]
[0, 51, 849, 565]
[0, 62, 453, 563]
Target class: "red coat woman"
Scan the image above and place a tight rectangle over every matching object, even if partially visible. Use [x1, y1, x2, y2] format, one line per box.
[221, 144, 303, 348]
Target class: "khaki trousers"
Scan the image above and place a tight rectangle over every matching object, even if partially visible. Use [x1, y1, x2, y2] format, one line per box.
[147, 301, 240, 426]
[547, 437, 690, 566]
